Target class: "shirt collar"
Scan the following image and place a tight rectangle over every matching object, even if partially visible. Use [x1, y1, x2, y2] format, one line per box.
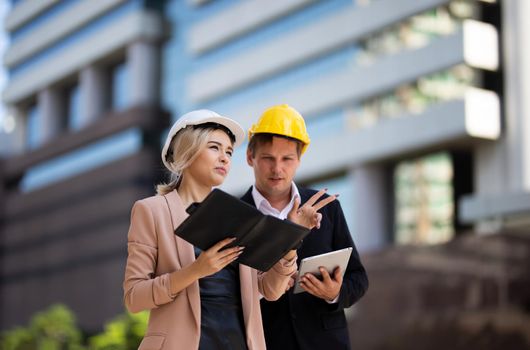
[251, 182, 300, 213]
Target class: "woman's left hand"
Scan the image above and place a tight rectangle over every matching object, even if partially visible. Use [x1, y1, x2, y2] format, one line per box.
[287, 189, 337, 230]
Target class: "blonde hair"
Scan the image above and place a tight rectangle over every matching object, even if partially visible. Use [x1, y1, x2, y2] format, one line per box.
[157, 126, 216, 195]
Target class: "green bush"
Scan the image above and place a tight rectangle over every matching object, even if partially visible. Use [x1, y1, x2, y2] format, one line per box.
[0, 304, 84, 350]
[0, 305, 148, 350]
[0, 327, 33, 350]
[88, 311, 148, 350]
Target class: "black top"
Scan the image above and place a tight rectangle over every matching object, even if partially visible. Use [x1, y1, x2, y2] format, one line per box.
[194, 246, 248, 350]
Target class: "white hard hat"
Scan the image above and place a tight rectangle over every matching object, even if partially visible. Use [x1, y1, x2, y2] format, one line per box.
[161, 109, 245, 172]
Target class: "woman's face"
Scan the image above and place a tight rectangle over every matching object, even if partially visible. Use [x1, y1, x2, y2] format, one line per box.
[185, 129, 234, 187]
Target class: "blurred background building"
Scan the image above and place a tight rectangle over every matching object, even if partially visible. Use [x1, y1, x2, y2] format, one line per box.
[0, 0, 170, 332]
[1, 0, 529, 348]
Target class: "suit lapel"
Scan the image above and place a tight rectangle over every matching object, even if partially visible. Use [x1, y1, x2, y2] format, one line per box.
[298, 186, 311, 203]
[164, 190, 201, 329]
[240, 187, 255, 206]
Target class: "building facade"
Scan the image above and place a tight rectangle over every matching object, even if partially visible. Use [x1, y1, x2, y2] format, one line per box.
[0, 0, 168, 331]
[162, 0, 530, 247]
[1, 0, 529, 338]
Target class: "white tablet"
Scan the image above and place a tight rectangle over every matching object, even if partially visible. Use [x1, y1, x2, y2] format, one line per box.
[293, 247, 353, 294]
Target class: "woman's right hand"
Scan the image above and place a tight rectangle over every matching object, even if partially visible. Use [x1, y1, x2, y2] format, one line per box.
[192, 237, 244, 279]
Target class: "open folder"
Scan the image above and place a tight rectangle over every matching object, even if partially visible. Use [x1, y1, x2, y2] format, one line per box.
[174, 189, 310, 271]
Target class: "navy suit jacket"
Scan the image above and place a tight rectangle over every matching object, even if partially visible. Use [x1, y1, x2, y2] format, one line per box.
[241, 186, 368, 350]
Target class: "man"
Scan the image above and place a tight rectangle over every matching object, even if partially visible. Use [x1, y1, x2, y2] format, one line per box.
[241, 104, 368, 350]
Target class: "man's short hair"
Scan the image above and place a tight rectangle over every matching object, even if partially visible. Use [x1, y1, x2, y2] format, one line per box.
[247, 133, 303, 158]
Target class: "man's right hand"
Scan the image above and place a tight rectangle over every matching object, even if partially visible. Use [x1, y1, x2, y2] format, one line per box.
[287, 189, 337, 229]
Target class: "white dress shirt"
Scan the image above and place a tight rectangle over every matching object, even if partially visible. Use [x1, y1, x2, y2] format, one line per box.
[252, 182, 339, 303]
[251, 182, 300, 220]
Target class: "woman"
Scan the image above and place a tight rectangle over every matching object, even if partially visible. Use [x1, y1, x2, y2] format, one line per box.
[123, 110, 325, 350]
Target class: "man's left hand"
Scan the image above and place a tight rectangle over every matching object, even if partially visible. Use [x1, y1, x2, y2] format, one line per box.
[299, 266, 342, 302]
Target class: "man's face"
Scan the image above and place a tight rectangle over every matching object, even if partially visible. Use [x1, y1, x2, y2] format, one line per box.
[247, 136, 301, 200]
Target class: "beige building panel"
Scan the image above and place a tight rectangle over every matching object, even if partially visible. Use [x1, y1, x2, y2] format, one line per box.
[189, 0, 316, 54]
[4, 0, 127, 68]
[3, 11, 164, 104]
[224, 22, 498, 128]
[188, 0, 452, 102]
[222, 92, 500, 193]
[5, 0, 59, 31]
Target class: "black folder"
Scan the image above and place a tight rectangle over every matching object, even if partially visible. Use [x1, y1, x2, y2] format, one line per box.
[174, 189, 310, 271]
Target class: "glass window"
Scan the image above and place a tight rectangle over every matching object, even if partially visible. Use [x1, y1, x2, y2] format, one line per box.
[20, 128, 142, 192]
[394, 152, 454, 246]
[111, 61, 129, 111]
[26, 104, 40, 149]
[67, 83, 82, 130]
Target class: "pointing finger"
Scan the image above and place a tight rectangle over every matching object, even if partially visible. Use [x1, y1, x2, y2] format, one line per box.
[312, 194, 337, 211]
[303, 188, 328, 207]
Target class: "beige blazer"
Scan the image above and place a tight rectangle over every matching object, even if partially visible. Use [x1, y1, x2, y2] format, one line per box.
[123, 190, 296, 350]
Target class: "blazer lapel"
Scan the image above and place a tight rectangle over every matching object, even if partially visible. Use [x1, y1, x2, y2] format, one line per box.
[239, 264, 254, 332]
[164, 190, 201, 329]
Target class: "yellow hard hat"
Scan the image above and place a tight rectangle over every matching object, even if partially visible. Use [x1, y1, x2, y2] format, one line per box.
[248, 104, 311, 154]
